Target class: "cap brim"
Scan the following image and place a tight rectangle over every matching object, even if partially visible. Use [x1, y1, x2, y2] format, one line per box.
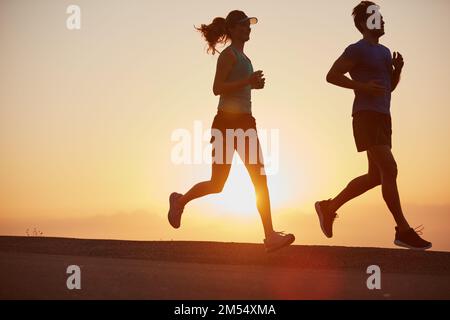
[248, 17, 258, 24]
[237, 17, 258, 25]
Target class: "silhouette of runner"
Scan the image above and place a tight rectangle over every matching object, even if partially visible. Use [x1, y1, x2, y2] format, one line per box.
[168, 10, 295, 253]
[315, 1, 431, 250]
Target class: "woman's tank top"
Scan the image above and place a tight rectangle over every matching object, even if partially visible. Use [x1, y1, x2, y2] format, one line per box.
[218, 46, 253, 114]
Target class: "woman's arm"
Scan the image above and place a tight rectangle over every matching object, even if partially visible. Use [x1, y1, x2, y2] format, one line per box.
[212, 49, 262, 96]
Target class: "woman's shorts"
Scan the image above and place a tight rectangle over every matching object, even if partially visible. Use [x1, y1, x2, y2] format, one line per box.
[210, 110, 263, 166]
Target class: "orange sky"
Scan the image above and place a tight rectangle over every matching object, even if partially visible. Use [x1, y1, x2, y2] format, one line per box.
[1, 0, 449, 251]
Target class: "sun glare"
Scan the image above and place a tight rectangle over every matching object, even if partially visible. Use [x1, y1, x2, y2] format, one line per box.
[205, 155, 291, 216]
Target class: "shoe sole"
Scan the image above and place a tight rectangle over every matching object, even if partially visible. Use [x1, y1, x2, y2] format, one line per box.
[394, 240, 432, 251]
[315, 202, 332, 238]
[168, 193, 181, 229]
[265, 235, 295, 253]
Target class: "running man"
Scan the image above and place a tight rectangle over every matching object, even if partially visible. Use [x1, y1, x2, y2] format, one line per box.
[315, 1, 431, 250]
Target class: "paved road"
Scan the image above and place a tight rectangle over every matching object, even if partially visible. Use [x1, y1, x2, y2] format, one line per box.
[1, 251, 449, 299]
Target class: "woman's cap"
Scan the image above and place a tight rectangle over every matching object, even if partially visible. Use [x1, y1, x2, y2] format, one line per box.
[225, 10, 258, 27]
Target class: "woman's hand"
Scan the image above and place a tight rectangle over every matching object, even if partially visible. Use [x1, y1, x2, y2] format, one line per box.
[249, 70, 265, 89]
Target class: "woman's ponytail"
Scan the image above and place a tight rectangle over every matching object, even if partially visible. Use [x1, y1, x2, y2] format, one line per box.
[196, 17, 229, 55]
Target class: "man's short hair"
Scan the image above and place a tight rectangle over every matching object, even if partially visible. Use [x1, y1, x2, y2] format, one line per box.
[352, 1, 377, 33]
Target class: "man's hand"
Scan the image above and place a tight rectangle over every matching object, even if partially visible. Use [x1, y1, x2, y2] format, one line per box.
[358, 80, 386, 97]
[393, 51, 404, 70]
[391, 52, 404, 92]
[249, 70, 265, 89]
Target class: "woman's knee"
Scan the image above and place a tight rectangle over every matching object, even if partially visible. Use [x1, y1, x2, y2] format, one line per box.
[209, 179, 226, 193]
[251, 175, 269, 193]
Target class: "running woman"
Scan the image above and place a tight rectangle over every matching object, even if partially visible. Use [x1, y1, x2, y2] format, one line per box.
[168, 10, 295, 253]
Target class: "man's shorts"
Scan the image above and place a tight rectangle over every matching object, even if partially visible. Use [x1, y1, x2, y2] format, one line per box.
[352, 110, 392, 152]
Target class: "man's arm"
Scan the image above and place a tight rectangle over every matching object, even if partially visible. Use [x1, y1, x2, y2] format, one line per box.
[391, 51, 404, 92]
[327, 55, 386, 96]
